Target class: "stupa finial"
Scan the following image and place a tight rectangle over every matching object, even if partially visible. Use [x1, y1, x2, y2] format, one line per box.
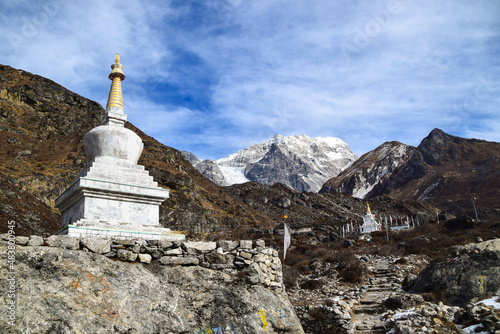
[105, 53, 126, 112]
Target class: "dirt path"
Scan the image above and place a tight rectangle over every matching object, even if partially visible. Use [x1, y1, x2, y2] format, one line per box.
[352, 258, 400, 333]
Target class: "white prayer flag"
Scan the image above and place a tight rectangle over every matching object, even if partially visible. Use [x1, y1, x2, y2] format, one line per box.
[283, 222, 291, 261]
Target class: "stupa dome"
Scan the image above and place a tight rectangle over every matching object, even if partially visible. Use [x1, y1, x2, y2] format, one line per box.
[84, 126, 143, 163]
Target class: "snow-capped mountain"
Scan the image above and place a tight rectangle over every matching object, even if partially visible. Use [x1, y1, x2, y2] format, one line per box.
[319, 141, 414, 198]
[183, 134, 358, 192]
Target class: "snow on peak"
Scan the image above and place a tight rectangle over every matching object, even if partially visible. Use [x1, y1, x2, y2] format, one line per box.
[212, 134, 358, 192]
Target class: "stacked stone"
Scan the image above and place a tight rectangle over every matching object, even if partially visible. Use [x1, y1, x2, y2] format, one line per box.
[384, 301, 463, 333]
[294, 302, 354, 333]
[456, 302, 500, 332]
[4, 234, 284, 293]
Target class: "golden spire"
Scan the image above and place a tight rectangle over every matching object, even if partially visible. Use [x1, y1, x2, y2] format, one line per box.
[105, 53, 126, 111]
[366, 202, 371, 214]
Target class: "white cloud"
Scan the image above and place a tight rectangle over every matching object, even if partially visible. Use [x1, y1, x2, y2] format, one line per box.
[0, 0, 498, 159]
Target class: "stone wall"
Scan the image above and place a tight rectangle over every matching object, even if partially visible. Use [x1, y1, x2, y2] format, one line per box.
[294, 303, 354, 333]
[1, 234, 301, 333]
[9, 234, 284, 293]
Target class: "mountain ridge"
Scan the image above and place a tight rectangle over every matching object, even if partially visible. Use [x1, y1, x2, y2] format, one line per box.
[184, 133, 358, 192]
[320, 128, 500, 217]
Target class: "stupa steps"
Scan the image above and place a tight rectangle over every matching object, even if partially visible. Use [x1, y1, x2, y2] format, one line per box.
[82, 162, 159, 187]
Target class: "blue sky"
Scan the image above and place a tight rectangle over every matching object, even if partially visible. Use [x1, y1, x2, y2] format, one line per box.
[1, 0, 499, 160]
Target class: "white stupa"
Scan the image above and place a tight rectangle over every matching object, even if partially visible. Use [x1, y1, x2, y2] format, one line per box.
[55, 54, 184, 240]
[360, 202, 381, 234]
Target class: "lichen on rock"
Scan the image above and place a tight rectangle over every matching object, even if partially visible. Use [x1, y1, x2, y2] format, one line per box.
[0, 238, 304, 333]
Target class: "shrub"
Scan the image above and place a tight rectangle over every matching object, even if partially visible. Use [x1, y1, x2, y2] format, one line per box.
[372, 243, 402, 257]
[324, 299, 335, 307]
[429, 254, 449, 265]
[326, 249, 369, 283]
[325, 249, 352, 267]
[294, 259, 313, 271]
[338, 261, 368, 283]
[397, 237, 431, 256]
[232, 270, 247, 282]
[414, 223, 440, 235]
[422, 288, 447, 304]
[300, 278, 325, 290]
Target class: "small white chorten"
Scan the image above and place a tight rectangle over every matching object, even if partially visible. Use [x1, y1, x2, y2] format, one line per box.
[360, 202, 381, 234]
[55, 54, 184, 240]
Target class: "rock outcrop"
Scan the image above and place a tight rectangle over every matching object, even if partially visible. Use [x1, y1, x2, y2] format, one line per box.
[0, 235, 304, 333]
[181, 153, 227, 186]
[404, 238, 500, 307]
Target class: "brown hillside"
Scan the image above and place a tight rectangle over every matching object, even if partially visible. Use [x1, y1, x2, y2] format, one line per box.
[225, 182, 436, 233]
[321, 128, 500, 218]
[373, 129, 500, 217]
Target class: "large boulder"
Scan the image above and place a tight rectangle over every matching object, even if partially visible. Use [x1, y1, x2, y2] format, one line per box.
[404, 239, 500, 307]
[0, 241, 303, 333]
[385, 293, 425, 310]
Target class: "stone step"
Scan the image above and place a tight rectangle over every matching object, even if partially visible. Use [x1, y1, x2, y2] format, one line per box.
[353, 259, 399, 334]
[360, 297, 380, 304]
[354, 305, 382, 314]
[367, 282, 389, 286]
[362, 292, 392, 300]
[372, 273, 395, 279]
[366, 284, 393, 290]
[368, 279, 391, 284]
[354, 319, 389, 333]
[373, 271, 396, 275]
[373, 323, 390, 330]
[355, 325, 388, 333]
[365, 286, 394, 291]
[370, 275, 395, 280]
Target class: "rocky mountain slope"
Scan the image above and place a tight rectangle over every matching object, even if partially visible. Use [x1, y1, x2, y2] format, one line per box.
[0, 64, 275, 236]
[183, 134, 358, 192]
[224, 181, 436, 237]
[320, 129, 500, 217]
[320, 141, 414, 199]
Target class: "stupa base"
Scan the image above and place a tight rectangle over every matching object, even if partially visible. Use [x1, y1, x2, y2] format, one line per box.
[55, 219, 185, 241]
